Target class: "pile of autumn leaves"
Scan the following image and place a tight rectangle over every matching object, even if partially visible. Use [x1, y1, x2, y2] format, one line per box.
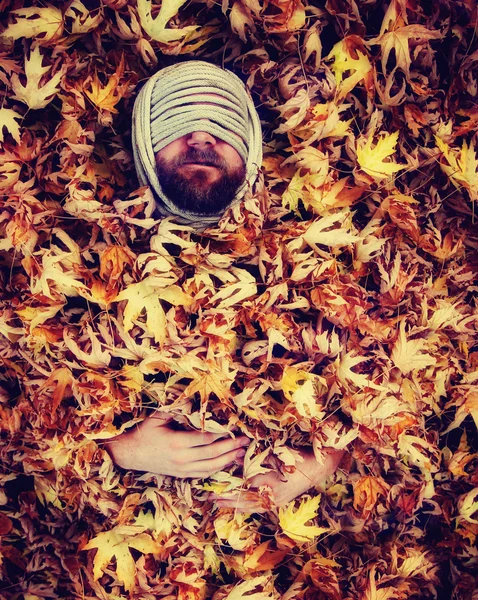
[0, 0, 477, 598]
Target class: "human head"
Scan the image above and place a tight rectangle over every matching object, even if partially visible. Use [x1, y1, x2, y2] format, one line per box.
[132, 61, 263, 225]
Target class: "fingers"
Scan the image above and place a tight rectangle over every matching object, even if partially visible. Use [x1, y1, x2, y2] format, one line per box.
[198, 446, 247, 472]
[196, 435, 249, 459]
[190, 431, 238, 447]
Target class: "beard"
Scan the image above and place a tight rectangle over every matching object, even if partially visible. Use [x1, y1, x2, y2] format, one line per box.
[155, 148, 247, 216]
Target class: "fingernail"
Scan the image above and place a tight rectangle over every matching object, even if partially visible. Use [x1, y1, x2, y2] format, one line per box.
[236, 449, 246, 458]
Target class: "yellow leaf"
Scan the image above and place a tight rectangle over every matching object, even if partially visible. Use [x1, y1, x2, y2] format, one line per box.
[334, 352, 386, 391]
[114, 278, 192, 344]
[279, 495, 328, 542]
[435, 136, 478, 201]
[356, 130, 404, 180]
[391, 322, 436, 375]
[85, 55, 127, 113]
[396, 548, 432, 577]
[281, 366, 326, 419]
[0, 108, 22, 144]
[214, 512, 253, 551]
[328, 39, 372, 100]
[303, 210, 361, 249]
[0, 5, 63, 43]
[83, 525, 160, 592]
[443, 391, 478, 433]
[66, 0, 104, 35]
[202, 471, 244, 494]
[282, 171, 307, 213]
[223, 576, 275, 600]
[137, 0, 198, 43]
[11, 46, 65, 110]
[16, 303, 63, 331]
[209, 268, 257, 308]
[243, 441, 272, 479]
[457, 488, 478, 524]
[291, 146, 329, 176]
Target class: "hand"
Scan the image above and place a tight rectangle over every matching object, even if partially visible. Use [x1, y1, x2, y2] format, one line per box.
[210, 448, 344, 512]
[105, 413, 250, 478]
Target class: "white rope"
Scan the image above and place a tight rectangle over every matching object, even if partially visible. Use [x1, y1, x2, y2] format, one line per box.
[132, 61, 263, 225]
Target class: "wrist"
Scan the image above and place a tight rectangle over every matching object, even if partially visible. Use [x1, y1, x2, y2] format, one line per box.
[105, 430, 135, 470]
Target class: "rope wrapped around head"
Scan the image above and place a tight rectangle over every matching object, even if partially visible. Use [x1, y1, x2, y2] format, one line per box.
[132, 60, 263, 225]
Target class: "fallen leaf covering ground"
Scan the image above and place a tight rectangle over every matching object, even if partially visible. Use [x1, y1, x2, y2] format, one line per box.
[0, 0, 477, 598]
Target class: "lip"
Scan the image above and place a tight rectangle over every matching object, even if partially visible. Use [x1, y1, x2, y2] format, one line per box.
[182, 162, 218, 168]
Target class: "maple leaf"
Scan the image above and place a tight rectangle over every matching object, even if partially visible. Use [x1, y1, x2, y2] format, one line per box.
[136, 0, 199, 43]
[16, 303, 64, 331]
[303, 210, 360, 249]
[353, 475, 390, 519]
[83, 525, 160, 592]
[281, 366, 326, 419]
[397, 434, 437, 497]
[0, 108, 22, 144]
[11, 46, 65, 110]
[40, 367, 73, 413]
[243, 441, 272, 479]
[222, 576, 276, 600]
[457, 488, 478, 525]
[371, 25, 442, 77]
[179, 362, 235, 412]
[99, 245, 135, 288]
[114, 278, 192, 344]
[386, 194, 420, 242]
[391, 322, 436, 375]
[435, 136, 478, 201]
[0, 5, 63, 43]
[275, 88, 310, 133]
[229, 2, 257, 42]
[64, 325, 111, 368]
[85, 55, 128, 114]
[242, 541, 287, 573]
[334, 352, 385, 391]
[328, 38, 372, 100]
[66, 0, 104, 35]
[279, 495, 329, 542]
[303, 24, 323, 69]
[208, 268, 257, 308]
[443, 391, 478, 433]
[347, 392, 408, 428]
[214, 512, 255, 551]
[356, 131, 404, 180]
[265, 0, 306, 33]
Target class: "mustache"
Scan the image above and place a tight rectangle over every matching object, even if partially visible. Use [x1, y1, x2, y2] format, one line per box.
[175, 148, 228, 169]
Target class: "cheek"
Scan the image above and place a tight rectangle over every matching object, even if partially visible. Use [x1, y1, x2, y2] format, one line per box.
[155, 139, 185, 164]
[222, 146, 244, 170]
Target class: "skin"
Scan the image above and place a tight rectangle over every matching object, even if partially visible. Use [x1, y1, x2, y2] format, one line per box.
[210, 448, 344, 512]
[155, 130, 246, 215]
[157, 130, 244, 178]
[106, 412, 249, 478]
[106, 413, 344, 510]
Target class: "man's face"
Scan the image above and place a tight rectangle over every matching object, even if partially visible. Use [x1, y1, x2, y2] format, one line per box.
[155, 130, 247, 216]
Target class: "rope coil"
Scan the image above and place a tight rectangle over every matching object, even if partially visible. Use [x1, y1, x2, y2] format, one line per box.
[132, 61, 263, 225]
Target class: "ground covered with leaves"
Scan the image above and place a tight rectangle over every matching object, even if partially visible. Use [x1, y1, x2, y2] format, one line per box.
[0, 0, 477, 598]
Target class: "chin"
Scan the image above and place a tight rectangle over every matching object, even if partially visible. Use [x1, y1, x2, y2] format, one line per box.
[182, 170, 220, 186]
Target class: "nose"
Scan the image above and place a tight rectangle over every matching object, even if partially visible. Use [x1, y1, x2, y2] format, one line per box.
[187, 131, 217, 149]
